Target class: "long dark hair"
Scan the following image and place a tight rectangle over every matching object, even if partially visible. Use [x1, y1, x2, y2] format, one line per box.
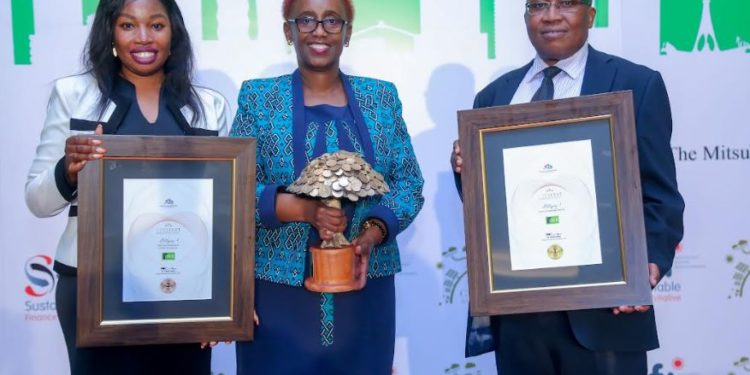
[83, 0, 203, 125]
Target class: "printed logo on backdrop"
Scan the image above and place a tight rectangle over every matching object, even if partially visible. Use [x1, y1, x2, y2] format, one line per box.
[650, 357, 695, 375]
[671, 242, 706, 271]
[437, 246, 468, 306]
[653, 244, 688, 303]
[672, 145, 750, 162]
[23, 255, 58, 322]
[730, 356, 750, 375]
[444, 362, 482, 375]
[660, 0, 750, 55]
[727, 239, 749, 299]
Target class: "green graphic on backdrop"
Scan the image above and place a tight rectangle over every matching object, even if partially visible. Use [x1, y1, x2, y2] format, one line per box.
[202, 0, 257, 40]
[661, 0, 750, 54]
[11, 0, 34, 65]
[480, 0, 495, 59]
[10, 0, 614, 65]
[593, 0, 609, 27]
[82, 0, 98, 25]
[202, 0, 218, 40]
[727, 239, 749, 299]
[350, 0, 420, 51]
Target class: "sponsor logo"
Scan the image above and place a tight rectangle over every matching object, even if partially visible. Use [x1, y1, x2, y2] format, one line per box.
[661, 0, 750, 54]
[23, 254, 58, 322]
[24, 255, 56, 297]
[650, 358, 692, 375]
[727, 239, 749, 299]
[437, 246, 468, 306]
[654, 268, 683, 303]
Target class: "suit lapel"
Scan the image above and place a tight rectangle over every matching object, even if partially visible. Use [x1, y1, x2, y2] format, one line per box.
[499, 62, 532, 106]
[581, 46, 617, 96]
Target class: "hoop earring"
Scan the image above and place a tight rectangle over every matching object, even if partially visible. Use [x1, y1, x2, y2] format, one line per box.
[112, 47, 118, 58]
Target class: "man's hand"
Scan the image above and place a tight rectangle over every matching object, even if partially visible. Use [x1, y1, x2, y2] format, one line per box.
[612, 263, 660, 315]
[451, 139, 463, 173]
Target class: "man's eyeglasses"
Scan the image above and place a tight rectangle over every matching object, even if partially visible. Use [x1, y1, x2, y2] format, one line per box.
[287, 17, 349, 34]
[525, 0, 590, 16]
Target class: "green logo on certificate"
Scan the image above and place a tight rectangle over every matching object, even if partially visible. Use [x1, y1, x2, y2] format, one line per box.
[546, 216, 560, 225]
[162, 252, 176, 261]
[547, 244, 564, 260]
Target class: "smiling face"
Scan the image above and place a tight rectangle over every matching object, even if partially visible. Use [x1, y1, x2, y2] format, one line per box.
[525, 2, 596, 65]
[113, 0, 172, 80]
[284, 0, 352, 73]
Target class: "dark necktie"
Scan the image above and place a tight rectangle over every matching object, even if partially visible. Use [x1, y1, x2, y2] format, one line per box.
[531, 66, 562, 102]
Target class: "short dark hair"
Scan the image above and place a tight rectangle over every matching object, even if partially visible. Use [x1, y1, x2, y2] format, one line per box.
[84, 0, 203, 125]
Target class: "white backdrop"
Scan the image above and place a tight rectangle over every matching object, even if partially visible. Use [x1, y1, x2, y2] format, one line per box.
[1, 1, 748, 374]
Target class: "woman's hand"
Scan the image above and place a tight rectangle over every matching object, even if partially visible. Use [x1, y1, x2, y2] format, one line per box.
[200, 310, 260, 349]
[276, 193, 346, 241]
[64, 124, 105, 185]
[351, 224, 384, 290]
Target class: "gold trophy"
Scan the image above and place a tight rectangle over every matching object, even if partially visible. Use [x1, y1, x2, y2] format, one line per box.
[287, 150, 389, 293]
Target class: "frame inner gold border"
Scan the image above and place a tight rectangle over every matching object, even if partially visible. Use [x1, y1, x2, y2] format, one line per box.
[478, 115, 627, 294]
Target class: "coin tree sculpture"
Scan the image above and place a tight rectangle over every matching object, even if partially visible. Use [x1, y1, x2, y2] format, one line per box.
[287, 150, 389, 292]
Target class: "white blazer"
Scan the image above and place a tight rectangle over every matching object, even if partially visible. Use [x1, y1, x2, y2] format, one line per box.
[25, 74, 231, 269]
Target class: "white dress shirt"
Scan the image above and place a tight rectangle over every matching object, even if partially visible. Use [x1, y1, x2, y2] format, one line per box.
[510, 42, 589, 104]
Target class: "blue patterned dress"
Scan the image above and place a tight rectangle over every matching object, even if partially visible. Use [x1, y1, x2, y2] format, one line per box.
[231, 70, 424, 375]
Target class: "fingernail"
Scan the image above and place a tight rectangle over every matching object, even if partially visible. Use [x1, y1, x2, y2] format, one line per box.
[96, 147, 105, 153]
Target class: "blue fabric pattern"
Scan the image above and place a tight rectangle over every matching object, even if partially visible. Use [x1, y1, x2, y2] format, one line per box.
[230, 72, 424, 286]
[320, 293, 335, 347]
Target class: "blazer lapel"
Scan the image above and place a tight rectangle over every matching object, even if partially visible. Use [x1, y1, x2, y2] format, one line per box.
[581, 46, 617, 96]
[166, 98, 195, 135]
[105, 94, 131, 135]
[498, 62, 532, 106]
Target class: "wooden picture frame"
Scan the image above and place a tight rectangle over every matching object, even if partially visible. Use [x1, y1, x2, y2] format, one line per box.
[77, 135, 256, 346]
[458, 91, 652, 316]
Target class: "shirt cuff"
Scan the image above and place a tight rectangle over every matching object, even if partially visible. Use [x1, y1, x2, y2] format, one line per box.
[366, 204, 399, 244]
[258, 184, 285, 229]
[54, 157, 77, 202]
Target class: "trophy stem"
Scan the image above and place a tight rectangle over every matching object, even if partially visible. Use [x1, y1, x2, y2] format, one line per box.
[320, 198, 350, 248]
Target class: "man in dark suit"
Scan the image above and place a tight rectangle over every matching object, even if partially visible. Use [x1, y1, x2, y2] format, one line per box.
[451, 1, 684, 374]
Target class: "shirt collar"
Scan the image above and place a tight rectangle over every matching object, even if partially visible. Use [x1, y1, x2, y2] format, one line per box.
[526, 42, 589, 82]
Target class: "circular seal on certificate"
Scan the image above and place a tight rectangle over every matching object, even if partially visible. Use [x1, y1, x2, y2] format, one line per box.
[160, 278, 176, 294]
[547, 244, 564, 260]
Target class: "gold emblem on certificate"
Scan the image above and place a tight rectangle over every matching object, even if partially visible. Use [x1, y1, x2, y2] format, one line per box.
[547, 244, 564, 260]
[122, 179, 213, 302]
[503, 140, 603, 270]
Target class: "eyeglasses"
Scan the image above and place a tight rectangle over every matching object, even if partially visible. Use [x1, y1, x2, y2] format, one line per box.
[525, 0, 590, 16]
[287, 16, 349, 34]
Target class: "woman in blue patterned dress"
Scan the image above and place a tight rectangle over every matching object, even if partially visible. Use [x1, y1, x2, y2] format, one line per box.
[230, 0, 424, 373]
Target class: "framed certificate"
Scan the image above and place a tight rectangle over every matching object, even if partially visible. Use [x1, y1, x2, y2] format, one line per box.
[458, 91, 652, 316]
[77, 136, 256, 347]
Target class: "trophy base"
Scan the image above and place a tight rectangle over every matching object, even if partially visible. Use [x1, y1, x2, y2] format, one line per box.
[304, 245, 358, 293]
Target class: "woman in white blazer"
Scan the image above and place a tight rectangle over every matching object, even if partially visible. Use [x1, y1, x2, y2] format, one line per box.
[25, 0, 229, 374]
